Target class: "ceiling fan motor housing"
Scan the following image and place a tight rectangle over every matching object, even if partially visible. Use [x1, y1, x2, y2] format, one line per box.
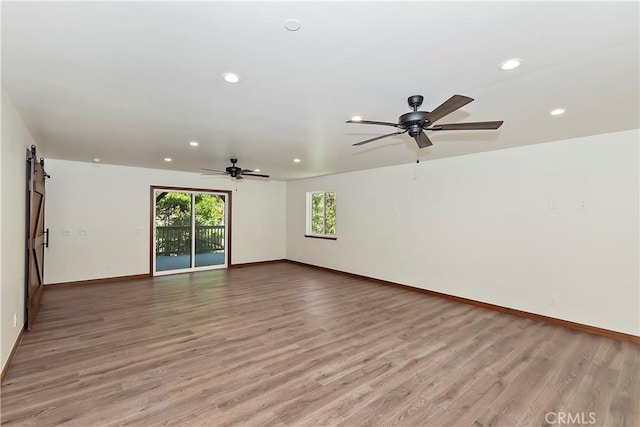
[227, 158, 239, 177]
[399, 111, 430, 137]
[408, 125, 422, 138]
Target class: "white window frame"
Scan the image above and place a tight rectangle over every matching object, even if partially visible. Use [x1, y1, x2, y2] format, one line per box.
[306, 191, 337, 239]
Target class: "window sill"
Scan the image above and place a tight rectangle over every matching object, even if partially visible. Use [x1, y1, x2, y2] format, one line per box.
[304, 234, 337, 241]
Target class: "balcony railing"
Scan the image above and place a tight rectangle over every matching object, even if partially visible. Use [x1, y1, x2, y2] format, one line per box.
[156, 225, 224, 256]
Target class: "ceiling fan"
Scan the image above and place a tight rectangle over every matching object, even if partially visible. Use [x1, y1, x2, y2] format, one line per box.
[347, 94, 503, 148]
[201, 158, 269, 180]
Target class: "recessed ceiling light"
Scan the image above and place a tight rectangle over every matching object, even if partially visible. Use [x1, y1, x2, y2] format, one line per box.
[222, 73, 241, 84]
[351, 116, 362, 122]
[284, 19, 302, 31]
[254, 169, 261, 172]
[293, 158, 301, 163]
[92, 158, 101, 163]
[189, 141, 199, 147]
[164, 157, 172, 162]
[500, 58, 522, 70]
[550, 108, 566, 116]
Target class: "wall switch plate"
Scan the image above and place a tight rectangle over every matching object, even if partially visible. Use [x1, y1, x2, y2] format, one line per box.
[62, 228, 70, 236]
[79, 228, 87, 235]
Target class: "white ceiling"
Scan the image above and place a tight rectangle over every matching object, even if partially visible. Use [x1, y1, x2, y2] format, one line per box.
[2, 1, 638, 181]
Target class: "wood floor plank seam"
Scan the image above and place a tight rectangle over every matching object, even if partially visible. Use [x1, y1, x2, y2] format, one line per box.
[1, 263, 638, 426]
[285, 260, 640, 344]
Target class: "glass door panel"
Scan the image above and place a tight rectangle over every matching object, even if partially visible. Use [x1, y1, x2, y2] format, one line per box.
[153, 188, 229, 275]
[155, 191, 192, 272]
[195, 194, 226, 267]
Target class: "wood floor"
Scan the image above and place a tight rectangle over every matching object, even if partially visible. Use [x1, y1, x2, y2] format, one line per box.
[1, 262, 638, 426]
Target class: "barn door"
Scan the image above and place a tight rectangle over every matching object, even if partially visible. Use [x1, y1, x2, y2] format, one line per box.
[26, 145, 48, 330]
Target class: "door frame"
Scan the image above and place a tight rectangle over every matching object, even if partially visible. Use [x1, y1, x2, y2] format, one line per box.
[150, 185, 232, 275]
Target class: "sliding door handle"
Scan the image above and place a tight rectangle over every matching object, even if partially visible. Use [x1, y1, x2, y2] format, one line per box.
[44, 228, 49, 248]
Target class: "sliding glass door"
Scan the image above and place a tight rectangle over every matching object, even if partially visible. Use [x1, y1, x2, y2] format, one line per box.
[194, 193, 226, 267]
[153, 188, 229, 275]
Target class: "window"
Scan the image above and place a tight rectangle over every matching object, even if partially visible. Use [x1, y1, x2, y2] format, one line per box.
[306, 191, 337, 238]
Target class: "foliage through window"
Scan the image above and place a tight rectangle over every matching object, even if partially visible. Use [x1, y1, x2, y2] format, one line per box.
[308, 191, 336, 236]
[155, 192, 225, 227]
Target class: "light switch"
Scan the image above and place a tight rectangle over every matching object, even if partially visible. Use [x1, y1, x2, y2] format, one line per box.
[79, 228, 87, 235]
[62, 228, 70, 237]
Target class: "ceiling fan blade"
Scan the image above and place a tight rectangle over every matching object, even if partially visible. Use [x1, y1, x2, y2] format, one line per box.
[426, 95, 474, 123]
[415, 131, 433, 148]
[235, 175, 244, 180]
[242, 173, 270, 178]
[352, 130, 408, 146]
[346, 119, 403, 128]
[240, 169, 254, 173]
[201, 168, 225, 173]
[431, 121, 504, 131]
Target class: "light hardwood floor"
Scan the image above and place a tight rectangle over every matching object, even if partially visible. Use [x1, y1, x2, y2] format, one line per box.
[1, 262, 638, 426]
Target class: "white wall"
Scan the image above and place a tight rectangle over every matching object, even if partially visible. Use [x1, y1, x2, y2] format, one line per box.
[1, 90, 37, 370]
[286, 129, 640, 336]
[44, 160, 286, 284]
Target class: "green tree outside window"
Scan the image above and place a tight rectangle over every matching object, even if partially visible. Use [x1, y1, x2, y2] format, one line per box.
[310, 192, 336, 235]
[155, 192, 224, 227]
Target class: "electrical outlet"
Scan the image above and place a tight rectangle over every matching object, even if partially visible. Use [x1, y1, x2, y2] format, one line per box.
[549, 295, 557, 307]
[106, 263, 112, 271]
[578, 200, 587, 209]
